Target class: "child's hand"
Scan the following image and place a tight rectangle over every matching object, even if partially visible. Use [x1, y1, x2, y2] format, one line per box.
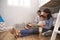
[40, 25, 45, 28]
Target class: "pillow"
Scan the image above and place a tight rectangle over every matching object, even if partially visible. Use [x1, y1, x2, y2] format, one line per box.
[52, 13, 58, 19]
[0, 22, 11, 32]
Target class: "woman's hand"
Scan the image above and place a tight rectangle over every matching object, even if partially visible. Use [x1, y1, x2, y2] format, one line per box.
[24, 26, 29, 30]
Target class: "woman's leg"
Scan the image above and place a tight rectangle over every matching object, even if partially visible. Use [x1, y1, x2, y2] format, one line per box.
[32, 28, 39, 34]
[20, 29, 33, 37]
[42, 28, 49, 33]
[10, 28, 16, 35]
[10, 28, 19, 38]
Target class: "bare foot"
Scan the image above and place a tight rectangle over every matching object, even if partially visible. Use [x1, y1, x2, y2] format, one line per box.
[10, 28, 15, 34]
[15, 35, 20, 39]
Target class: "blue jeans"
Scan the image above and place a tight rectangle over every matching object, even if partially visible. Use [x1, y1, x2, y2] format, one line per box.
[20, 29, 32, 36]
[42, 28, 49, 33]
[20, 28, 48, 37]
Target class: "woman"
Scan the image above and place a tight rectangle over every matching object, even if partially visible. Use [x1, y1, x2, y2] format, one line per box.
[11, 8, 53, 37]
[42, 8, 53, 32]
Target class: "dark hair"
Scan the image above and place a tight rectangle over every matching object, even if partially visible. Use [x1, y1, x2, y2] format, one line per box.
[40, 15, 45, 19]
[43, 8, 52, 20]
[37, 10, 41, 13]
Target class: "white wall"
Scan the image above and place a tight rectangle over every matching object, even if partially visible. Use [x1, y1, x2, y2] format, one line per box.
[0, 0, 39, 26]
[0, 0, 1, 15]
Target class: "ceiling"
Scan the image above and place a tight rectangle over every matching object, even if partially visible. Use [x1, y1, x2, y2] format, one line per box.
[42, 0, 60, 7]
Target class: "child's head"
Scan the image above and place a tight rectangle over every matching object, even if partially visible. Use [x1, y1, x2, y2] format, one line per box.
[40, 15, 45, 21]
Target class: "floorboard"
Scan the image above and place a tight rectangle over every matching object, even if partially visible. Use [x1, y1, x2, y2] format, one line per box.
[0, 31, 60, 40]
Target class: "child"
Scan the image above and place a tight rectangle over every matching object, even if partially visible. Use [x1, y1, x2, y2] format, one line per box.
[37, 15, 45, 39]
[38, 15, 45, 33]
[32, 15, 45, 31]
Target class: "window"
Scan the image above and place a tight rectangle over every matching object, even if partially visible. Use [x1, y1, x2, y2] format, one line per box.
[8, 0, 31, 7]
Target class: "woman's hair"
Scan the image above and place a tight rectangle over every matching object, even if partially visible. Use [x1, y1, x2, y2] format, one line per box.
[43, 8, 52, 20]
[37, 10, 41, 13]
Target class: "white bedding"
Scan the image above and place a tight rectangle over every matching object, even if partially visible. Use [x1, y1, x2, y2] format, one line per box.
[0, 26, 13, 32]
[52, 13, 58, 26]
[0, 22, 14, 32]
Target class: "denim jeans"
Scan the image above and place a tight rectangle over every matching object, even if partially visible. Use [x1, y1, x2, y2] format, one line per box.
[20, 28, 48, 37]
[20, 28, 39, 37]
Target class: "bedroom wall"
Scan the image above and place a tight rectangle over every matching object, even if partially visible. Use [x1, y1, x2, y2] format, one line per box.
[0, 0, 39, 26]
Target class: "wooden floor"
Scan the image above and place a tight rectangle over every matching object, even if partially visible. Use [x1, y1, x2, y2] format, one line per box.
[0, 31, 60, 40]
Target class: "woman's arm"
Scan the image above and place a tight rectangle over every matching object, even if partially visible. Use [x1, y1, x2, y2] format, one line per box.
[44, 18, 53, 29]
[24, 26, 29, 29]
[48, 18, 53, 29]
[24, 24, 33, 29]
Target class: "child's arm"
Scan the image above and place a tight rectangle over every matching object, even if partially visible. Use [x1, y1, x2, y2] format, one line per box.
[40, 21, 46, 28]
[41, 25, 45, 28]
[38, 24, 45, 28]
